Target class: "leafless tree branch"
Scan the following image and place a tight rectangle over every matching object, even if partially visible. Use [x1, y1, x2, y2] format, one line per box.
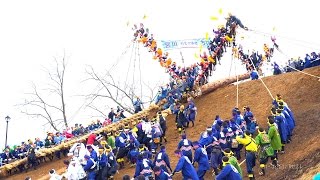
[86, 66, 135, 114]
[19, 55, 69, 131]
[87, 104, 108, 117]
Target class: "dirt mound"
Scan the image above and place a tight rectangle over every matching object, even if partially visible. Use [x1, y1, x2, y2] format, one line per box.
[5, 66, 320, 180]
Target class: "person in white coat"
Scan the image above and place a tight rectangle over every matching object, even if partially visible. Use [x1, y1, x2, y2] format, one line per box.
[68, 142, 89, 165]
[64, 157, 87, 180]
[49, 169, 62, 180]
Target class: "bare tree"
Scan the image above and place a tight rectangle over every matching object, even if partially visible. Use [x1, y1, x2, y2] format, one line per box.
[85, 66, 136, 114]
[87, 104, 108, 118]
[142, 81, 162, 104]
[84, 63, 166, 118]
[20, 56, 69, 130]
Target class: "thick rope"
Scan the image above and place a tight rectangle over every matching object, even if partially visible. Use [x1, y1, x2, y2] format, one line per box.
[247, 50, 275, 100]
[137, 43, 143, 101]
[234, 56, 239, 108]
[249, 28, 320, 50]
[228, 53, 233, 78]
[132, 41, 137, 88]
[125, 42, 136, 85]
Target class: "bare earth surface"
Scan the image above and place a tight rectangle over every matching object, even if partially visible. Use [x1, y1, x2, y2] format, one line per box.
[4, 66, 320, 180]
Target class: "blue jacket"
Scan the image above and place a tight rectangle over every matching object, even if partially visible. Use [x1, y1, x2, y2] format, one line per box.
[275, 115, 289, 142]
[187, 103, 196, 121]
[98, 153, 107, 167]
[281, 111, 294, 135]
[250, 70, 259, 80]
[90, 150, 98, 162]
[35, 141, 44, 148]
[154, 150, 171, 171]
[134, 158, 153, 177]
[244, 111, 254, 124]
[120, 132, 128, 140]
[133, 99, 142, 107]
[283, 107, 295, 131]
[199, 132, 214, 147]
[115, 136, 126, 148]
[216, 164, 242, 180]
[83, 158, 95, 171]
[155, 169, 172, 180]
[107, 153, 117, 167]
[193, 147, 210, 171]
[174, 156, 199, 180]
[178, 139, 193, 154]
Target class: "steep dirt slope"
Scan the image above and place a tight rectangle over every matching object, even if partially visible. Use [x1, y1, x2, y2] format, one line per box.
[6, 66, 320, 180]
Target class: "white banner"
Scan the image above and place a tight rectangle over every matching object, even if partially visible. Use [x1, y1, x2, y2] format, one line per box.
[159, 38, 210, 50]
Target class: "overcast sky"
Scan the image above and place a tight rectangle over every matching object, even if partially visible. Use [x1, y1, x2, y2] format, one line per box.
[0, 0, 319, 148]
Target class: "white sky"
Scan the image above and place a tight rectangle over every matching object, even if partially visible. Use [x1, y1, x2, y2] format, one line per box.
[0, 0, 319, 148]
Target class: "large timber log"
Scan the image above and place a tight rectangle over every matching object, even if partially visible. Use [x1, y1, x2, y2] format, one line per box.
[200, 73, 250, 95]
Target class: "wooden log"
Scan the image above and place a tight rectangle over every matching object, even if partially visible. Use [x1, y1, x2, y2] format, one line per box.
[200, 73, 250, 95]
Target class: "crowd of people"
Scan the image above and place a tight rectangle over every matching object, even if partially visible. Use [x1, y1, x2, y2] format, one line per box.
[39, 93, 296, 180]
[279, 52, 320, 74]
[0, 12, 315, 180]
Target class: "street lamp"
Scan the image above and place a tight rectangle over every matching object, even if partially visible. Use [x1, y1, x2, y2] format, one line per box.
[4, 116, 10, 148]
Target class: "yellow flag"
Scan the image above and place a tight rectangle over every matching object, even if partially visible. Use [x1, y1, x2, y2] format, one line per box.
[210, 16, 218, 21]
[143, 14, 147, 19]
[199, 44, 203, 52]
[194, 53, 199, 59]
[205, 32, 209, 40]
[218, 8, 223, 15]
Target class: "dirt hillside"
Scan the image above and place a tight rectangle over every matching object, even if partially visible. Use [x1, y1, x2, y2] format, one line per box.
[5, 66, 320, 180]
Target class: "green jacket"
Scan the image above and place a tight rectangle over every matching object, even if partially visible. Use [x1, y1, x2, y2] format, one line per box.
[229, 156, 243, 177]
[255, 132, 274, 158]
[268, 124, 282, 151]
[107, 136, 115, 149]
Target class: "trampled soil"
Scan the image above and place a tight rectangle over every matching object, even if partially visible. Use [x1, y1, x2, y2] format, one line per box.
[4, 66, 320, 180]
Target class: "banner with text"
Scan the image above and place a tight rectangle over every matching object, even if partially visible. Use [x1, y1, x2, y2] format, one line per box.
[160, 38, 210, 50]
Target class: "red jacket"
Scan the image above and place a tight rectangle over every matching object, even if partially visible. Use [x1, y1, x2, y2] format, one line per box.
[87, 133, 96, 145]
